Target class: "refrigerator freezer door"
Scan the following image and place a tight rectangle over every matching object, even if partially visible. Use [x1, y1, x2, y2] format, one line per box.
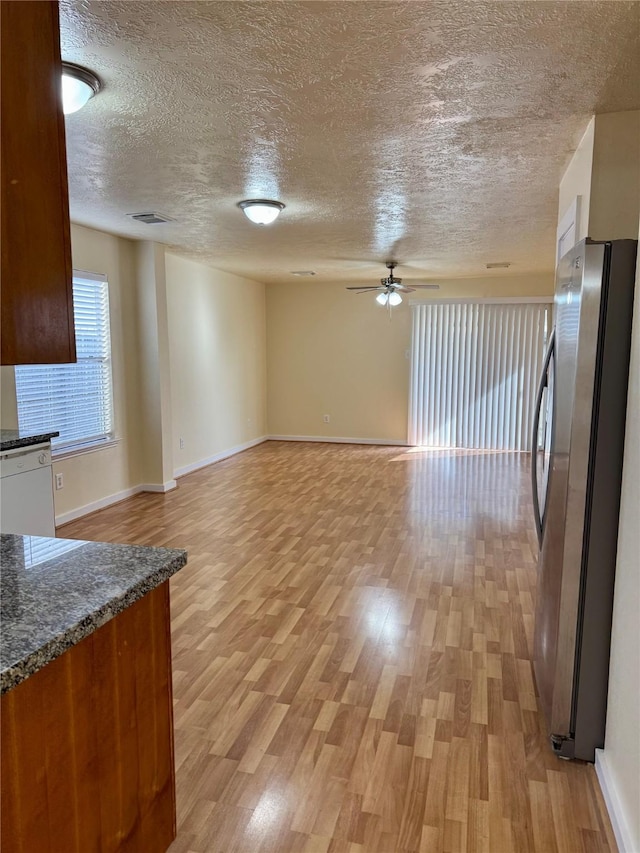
[533, 241, 605, 743]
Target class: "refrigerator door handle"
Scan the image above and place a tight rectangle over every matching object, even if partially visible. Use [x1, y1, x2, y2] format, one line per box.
[531, 328, 556, 547]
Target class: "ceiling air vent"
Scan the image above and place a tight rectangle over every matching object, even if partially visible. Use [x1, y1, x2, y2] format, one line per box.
[127, 212, 174, 224]
[486, 262, 511, 269]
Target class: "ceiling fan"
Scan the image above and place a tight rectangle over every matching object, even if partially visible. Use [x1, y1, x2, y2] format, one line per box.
[346, 261, 439, 308]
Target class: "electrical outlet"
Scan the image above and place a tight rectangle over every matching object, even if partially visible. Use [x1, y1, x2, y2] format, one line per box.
[179, 437, 185, 450]
[55, 473, 64, 490]
[323, 414, 330, 424]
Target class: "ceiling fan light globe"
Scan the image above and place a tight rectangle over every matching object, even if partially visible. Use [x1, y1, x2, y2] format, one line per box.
[388, 292, 402, 306]
[376, 292, 389, 306]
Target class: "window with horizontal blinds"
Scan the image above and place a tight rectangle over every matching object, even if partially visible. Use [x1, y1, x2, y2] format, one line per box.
[408, 301, 551, 451]
[15, 273, 114, 451]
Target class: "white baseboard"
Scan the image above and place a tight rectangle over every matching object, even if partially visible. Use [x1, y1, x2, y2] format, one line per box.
[267, 434, 408, 447]
[55, 480, 175, 526]
[595, 748, 634, 853]
[173, 436, 268, 478]
[55, 485, 144, 526]
[140, 480, 177, 493]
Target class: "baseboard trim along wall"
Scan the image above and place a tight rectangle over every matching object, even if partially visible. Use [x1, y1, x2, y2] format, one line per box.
[267, 435, 409, 446]
[55, 481, 176, 526]
[140, 480, 177, 493]
[173, 436, 269, 479]
[55, 485, 144, 527]
[595, 748, 634, 853]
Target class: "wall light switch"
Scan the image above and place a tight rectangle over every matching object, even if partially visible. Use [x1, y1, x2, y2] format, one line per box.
[323, 414, 330, 424]
[55, 473, 64, 490]
[179, 438, 185, 450]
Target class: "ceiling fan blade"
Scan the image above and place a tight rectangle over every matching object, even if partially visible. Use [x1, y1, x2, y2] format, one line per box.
[346, 286, 383, 292]
[394, 286, 414, 294]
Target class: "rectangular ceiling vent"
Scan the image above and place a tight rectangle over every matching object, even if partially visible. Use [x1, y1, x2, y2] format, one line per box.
[127, 212, 174, 225]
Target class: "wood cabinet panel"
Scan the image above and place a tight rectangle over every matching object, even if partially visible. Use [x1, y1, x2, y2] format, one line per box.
[0, 583, 176, 852]
[1, 1, 75, 365]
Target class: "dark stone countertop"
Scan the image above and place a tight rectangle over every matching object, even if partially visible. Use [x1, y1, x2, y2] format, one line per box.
[0, 428, 60, 451]
[0, 533, 187, 694]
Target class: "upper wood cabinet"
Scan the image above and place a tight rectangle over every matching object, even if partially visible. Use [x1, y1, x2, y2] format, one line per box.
[1, 1, 76, 365]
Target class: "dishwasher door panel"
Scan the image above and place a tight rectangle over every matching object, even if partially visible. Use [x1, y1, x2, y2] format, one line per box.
[0, 465, 56, 537]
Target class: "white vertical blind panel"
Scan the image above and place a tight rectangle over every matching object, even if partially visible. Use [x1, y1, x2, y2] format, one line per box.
[409, 302, 551, 451]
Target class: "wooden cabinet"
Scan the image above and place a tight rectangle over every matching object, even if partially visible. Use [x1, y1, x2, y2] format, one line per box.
[1, 1, 75, 365]
[1, 583, 177, 852]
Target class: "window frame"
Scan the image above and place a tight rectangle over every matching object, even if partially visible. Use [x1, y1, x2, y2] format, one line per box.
[15, 270, 115, 455]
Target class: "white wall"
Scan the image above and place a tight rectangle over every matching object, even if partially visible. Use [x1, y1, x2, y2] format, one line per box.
[0, 367, 18, 428]
[558, 117, 594, 241]
[165, 253, 267, 475]
[558, 111, 640, 245]
[53, 225, 143, 521]
[266, 280, 412, 442]
[266, 272, 554, 443]
[134, 241, 174, 489]
[589, 111, 640, 241]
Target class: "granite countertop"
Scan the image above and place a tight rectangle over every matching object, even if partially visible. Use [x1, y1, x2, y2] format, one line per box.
[0, 428, 60, 451]
[0, 533, 187, 694]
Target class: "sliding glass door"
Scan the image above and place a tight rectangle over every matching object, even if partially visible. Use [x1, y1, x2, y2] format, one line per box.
[408, 301, 551, 451]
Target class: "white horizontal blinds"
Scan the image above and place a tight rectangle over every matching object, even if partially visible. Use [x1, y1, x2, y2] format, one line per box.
[409, 302, 551, 450]
[15, 273, 113, 451]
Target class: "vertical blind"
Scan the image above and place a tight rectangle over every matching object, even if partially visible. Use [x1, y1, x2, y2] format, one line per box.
[15, 272, 113, 451]
[408, 301, 551, 451]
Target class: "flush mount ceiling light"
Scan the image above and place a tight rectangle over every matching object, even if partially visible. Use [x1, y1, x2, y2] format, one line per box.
[237, 199, 285, 226]
[61, 62, 101, 114]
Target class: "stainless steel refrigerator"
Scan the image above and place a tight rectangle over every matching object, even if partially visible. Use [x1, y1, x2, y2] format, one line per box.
[531, 238, 637, 761]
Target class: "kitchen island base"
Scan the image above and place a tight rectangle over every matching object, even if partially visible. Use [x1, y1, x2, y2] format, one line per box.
[1, 581, 176, 852]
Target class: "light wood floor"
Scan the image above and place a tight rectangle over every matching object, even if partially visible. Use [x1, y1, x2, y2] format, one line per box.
[59, 442, 617, 853]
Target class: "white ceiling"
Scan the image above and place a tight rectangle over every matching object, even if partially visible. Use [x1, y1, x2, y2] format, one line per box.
[59, 1, 640, 286]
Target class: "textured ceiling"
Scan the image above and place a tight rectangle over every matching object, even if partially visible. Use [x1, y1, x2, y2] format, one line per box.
[59, 1, 640, 285]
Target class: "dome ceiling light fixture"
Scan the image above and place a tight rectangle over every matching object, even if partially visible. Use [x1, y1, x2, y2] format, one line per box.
[61, 62, 101, 115]
[238, 199, 285, 226]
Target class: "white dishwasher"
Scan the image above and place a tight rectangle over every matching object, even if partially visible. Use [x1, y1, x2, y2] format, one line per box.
[0, 443, 56, 537]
